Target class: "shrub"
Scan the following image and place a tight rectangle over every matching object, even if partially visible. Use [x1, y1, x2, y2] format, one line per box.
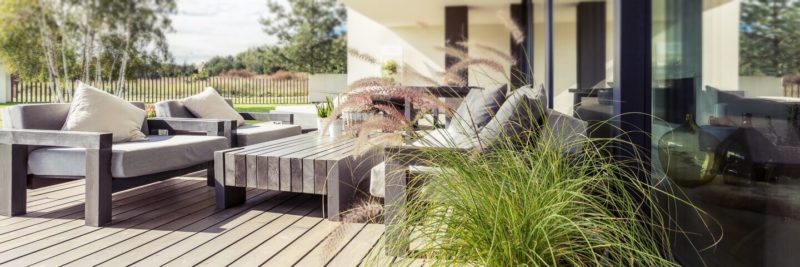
[268, 70, 302, 80]
[367, 118, 711, 266]
[219, 69, 256, 78]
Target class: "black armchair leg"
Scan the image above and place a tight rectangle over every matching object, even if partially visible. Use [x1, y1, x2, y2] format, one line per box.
[0, 144, 28, 216]
[206, 162, 216, 187]
[85, 146, 113, 227]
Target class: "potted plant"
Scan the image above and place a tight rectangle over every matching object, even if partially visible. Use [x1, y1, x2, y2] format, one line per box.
[315, 96, 344, 137]
[381, 60, 399, 82]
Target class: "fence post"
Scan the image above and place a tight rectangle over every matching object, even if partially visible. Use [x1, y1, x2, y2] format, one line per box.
[0, 64, 10, 103]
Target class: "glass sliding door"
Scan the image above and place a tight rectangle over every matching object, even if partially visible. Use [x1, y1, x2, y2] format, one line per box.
[652, 0, 800, 266]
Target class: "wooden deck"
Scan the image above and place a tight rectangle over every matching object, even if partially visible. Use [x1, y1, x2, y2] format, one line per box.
[0, 174, 414, 266]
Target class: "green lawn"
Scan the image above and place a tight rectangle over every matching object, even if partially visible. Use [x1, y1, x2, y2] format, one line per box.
[233, 104, 277, 113]
[0, 103, 281, 125]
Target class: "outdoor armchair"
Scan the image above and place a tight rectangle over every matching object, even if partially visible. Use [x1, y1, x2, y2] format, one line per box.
[0, 103, 231, 227]
[155, 99, 302, 147]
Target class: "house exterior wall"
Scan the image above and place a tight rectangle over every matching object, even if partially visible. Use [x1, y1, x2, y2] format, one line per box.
[346, 8, 445, 86]
[533, 4, 578, 115]
[346, 6, 512, 89]
[703, 0, 740, 91]
[739, 76, 783, 98]
[344, 0, 737, 118]
[308, 74, 348, 102]
[467, 24, 511, 88]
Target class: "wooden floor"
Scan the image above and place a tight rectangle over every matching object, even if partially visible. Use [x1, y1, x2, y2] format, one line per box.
[0, 174, 416, 266]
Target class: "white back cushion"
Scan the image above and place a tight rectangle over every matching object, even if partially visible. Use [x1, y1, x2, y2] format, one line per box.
[447, 85, 508, 139]
[62, 82, 147, 143]
[183, 87, 245, 126]
[478, 84, 548, 143]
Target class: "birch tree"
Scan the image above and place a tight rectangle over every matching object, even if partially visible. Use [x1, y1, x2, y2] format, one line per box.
[0, 0, 175, 101]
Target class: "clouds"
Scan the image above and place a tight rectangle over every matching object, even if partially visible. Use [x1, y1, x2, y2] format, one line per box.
[167, 0, 285, 64]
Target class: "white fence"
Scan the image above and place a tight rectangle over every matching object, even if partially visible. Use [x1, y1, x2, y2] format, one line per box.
[308, 74, 348, 103]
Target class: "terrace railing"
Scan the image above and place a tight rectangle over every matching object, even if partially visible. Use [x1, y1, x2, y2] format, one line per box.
[9, 76, 309, 104]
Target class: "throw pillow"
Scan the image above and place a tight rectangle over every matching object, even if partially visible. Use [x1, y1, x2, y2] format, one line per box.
[478, 84, 548, 143]
[62, 82, 147, 143]
[183, 87, 245, 126]
[447, 85, 508, 138]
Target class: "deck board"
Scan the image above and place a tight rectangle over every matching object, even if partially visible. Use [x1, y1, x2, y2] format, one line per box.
[0, 175, 420, 266]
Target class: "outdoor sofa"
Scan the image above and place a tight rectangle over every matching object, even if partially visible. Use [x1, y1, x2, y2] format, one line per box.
[0, 102, 231, 227]
[155, 98, 302, 147]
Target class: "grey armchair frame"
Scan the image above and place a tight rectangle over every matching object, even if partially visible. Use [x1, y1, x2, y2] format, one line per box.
[0, 117, 232, 227]
[383, 145, 469, 256]
[154, 99, 295, 147]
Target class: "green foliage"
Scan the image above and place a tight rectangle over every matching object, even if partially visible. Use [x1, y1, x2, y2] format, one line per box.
[261, 0, 347, 74]
[0, 0, 47, 80]
[190, 69, 210, 82]
[740, 0, 800, 76]
[204, 56, 242, 76]
[315, 96, 334, 118]
[368, 117, 713, 266]
[381, 60, 398, 77]
[0, 0, 175, 83]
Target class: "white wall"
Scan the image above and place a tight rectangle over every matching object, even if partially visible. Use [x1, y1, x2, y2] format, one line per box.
[0, 63, 9, 103]
[347, 8, 445, 86]
[308, 74, 348, 102]
[533, 4, 578, 116]
[346, 6, 513, 89]
[468, 24, 511, 88]
[739, 76, 783, 97]
[703, 0, 741, 90]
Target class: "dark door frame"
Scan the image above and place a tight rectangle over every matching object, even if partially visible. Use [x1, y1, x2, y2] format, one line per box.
[613, 0, 652, 178]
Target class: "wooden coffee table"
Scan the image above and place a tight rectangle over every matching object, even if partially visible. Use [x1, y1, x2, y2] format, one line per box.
[213, 133, 383, 220]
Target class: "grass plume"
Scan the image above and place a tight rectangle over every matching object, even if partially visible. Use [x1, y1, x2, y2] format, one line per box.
[497, 10, 525, 45]
[358, 108, 718, 266]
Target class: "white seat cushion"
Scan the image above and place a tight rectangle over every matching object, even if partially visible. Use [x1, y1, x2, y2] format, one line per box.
[236, 123, 302, 146]
[28, 135, 229, 178]
[61, 82, 147, 143]
[183, 87, 246, 126]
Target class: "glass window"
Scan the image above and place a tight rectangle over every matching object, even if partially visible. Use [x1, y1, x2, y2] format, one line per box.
[652, 0, 800, 265]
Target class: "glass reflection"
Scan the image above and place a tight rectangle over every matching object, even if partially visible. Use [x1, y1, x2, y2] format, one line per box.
[652, 0, 800, 266]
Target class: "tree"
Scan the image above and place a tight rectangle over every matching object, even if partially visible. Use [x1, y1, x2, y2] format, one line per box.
[204, 56, 241, 76]
[0, 0, 48, 81]
[740, 0, 800, 76]
[0, 0, 175, 101]
[260, 0, 346, 74]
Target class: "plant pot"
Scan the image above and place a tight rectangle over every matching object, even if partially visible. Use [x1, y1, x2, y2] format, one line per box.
[329, 119, 344, 139]
[316, 117, 327, 135]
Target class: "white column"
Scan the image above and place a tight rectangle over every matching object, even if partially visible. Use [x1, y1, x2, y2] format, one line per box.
[0, 64, 10, 103]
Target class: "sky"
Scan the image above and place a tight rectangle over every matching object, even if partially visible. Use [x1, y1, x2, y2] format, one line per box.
[167, 0, 286, 64]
